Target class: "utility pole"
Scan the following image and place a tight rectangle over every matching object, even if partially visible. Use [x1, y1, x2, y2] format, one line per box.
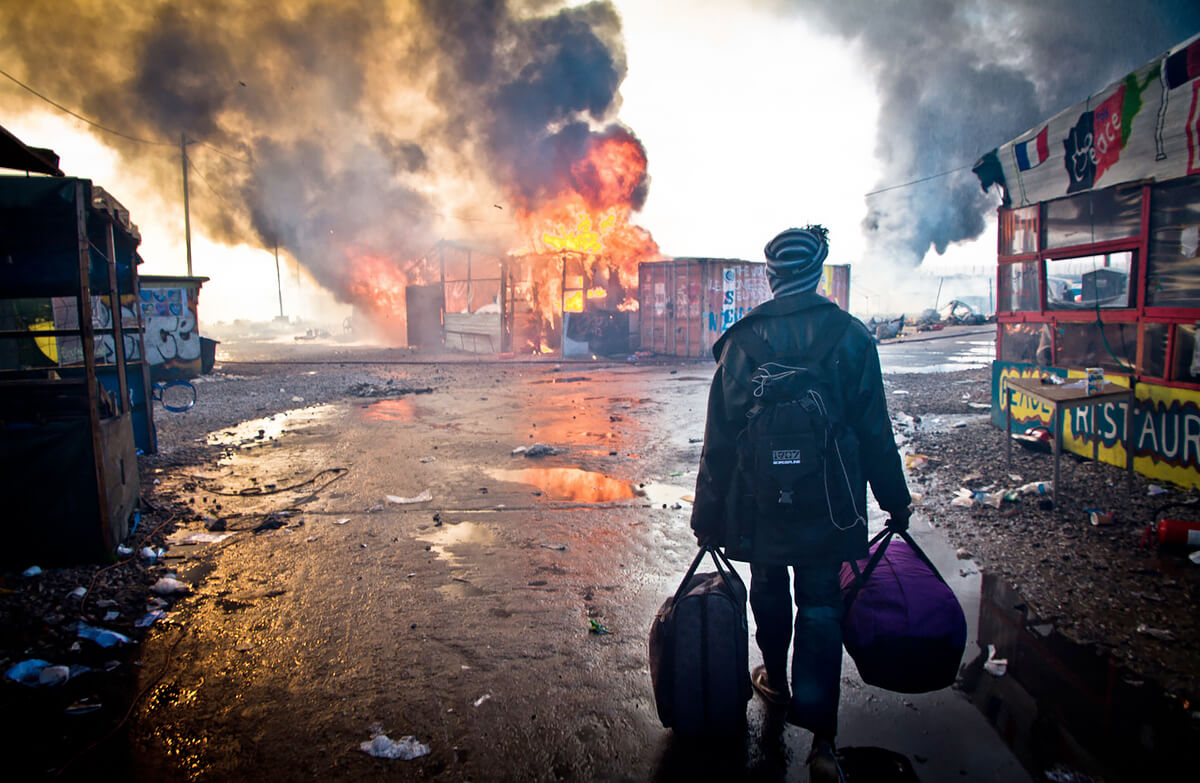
[180, 132, 193, 277]
[274, 241, 284, 318]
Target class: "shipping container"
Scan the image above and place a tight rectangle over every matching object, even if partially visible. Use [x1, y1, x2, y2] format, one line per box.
[638, 258, 851, 358]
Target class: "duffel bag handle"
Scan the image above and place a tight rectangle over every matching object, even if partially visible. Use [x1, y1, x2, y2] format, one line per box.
[670, 545, 745, 608]
[844, 529, 949, 612]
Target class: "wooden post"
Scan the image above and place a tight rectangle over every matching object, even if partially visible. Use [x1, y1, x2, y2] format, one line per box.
[180, 133, 193, 277]
[104, 221, 129, 415]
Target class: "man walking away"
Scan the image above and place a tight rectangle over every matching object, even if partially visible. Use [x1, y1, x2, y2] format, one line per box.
[690, 225, 911, 782]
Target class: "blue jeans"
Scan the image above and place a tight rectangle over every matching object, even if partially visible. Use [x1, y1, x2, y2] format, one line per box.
[749, 563, 844, 736]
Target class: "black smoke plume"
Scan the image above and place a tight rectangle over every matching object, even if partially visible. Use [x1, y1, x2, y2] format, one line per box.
[0, 0, 647, 320]
[774, 0, 1200, 264]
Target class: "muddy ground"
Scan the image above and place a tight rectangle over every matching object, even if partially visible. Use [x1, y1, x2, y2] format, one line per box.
[1, 344, 1196, 780]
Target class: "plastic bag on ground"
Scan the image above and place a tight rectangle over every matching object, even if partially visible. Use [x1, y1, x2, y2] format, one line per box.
[386, 490, 433, 504]
[359, 733, 430, 760]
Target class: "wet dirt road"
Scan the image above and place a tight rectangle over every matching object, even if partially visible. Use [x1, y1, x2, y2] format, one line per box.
[132, 362, 1029, 782]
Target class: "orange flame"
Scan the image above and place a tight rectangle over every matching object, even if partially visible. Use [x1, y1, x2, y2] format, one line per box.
[586, 287, 607, 299]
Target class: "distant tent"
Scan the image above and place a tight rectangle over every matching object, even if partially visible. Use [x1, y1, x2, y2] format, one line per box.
[0, 124, 63, 176]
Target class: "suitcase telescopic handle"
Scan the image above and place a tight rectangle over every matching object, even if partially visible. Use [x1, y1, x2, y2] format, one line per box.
[844, 529, 949, 612]
[669, 545, 745, 607]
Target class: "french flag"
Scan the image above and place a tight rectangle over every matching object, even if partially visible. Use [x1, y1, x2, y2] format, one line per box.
[1014, 126, 1050, 171]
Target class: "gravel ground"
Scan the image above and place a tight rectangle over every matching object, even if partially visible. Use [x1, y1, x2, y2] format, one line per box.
[884, 368, 1200, 703]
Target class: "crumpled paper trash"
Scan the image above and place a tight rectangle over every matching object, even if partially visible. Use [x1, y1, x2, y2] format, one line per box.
[359, 732, 430, 760]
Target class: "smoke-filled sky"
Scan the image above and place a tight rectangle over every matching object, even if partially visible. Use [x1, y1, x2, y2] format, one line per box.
[2, 0, 1198, 321]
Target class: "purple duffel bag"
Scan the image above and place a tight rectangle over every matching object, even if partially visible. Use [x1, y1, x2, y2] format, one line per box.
[839, 530, 966, 693]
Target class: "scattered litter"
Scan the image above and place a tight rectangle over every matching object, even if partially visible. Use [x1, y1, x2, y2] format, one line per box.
[359, 732, 430, 760]
[65, 700, 102, 715]
[892, 389, 909, 395]
[967, 402, 991, 410]
[140, 546, 163, 561]
[1147, 484, 1168, 497]
[1044, 765, 1097, 783]
[909, 491, 923, 504]
[589, 619, 611, 635]
[1008, 474, 1022, 482]
[21, 565, 43, 577]
[958, 567, 977, 577]
[1189, 550, 1200, 565]
[38, 665, 70, 686]
[688, 437, 702, 443]
[510, 446, 527, 456]
[306, 536, 319, 543]
[96, 599, 117, 609]
[951, 421, 967, 429]
[904, 454, 930, 469]
[335, 518, 351, 525]
[540, 543, 568, 551]
[983, 644, 1008, 676]
[77, 624, 131, 648]
[524, 443, 561, 458]
[68, 586, 86, 599]
[103, 611, 119, 622]
[150, 577, 191, 595]
[291, 395, 304, 402]
[387, 490, 433, 504]
[1136, 624, 1176, 642]
[1089, 511, 1115, 527]
[1017, 481, 1053, 496]
[182, 532, 233, 544]
[6, 659, 53, 686]
[955, 548, 973, 560]
[136, 610, 166, 628]
[116, 545, 133, 556]
[473, 694, 492, 707]
[253, 517, 287, 534]
[419, 456, 436, 463]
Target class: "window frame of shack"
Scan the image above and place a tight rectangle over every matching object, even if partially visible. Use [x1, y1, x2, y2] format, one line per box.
[995, 175, 1200, 388]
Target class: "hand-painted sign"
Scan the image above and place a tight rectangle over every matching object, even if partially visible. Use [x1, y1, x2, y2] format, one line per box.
[992, 361, 1200, 488]
[975, 33, 1200, 205]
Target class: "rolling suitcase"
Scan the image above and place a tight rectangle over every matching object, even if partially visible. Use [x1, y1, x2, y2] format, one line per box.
[839, 529, 967, 693]
[648, 546, 751, 734]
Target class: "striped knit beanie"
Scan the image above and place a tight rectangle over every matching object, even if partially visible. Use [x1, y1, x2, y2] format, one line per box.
[764, 225, 829, 297]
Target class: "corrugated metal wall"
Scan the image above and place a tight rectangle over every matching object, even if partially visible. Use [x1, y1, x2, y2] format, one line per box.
[639, 259, 771, 358]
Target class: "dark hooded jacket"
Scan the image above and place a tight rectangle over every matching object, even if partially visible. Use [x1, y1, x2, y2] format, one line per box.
[690, 292, 910, 566]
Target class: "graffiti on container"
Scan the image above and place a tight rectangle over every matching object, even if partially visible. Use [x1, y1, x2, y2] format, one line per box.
[139, 288, 201, 369]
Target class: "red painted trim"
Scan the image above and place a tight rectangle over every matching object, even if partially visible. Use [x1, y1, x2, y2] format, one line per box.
[1137, 183, 1152, 313]
[1144, 307, 1200, 319]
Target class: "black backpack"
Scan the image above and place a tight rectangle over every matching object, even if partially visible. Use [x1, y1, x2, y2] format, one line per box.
[724, 313, 866, 531]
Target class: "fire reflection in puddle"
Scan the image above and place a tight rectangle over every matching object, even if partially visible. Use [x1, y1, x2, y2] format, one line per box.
[486, 467, 636, 502]
[360, 398, 415, 422]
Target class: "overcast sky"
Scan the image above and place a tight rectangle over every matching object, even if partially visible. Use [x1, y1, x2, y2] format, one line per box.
[4, 1, 1192, 323]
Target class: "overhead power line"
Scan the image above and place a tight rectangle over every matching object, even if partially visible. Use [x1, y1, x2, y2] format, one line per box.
[864, 165, 971, 197]
[1, 67, 252, 163]
[0, 67, 172, 147]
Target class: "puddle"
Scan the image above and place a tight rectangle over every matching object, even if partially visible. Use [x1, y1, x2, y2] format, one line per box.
[206, 405, 336, 447]
[486, 467, 636, 502]
[418, 521, 493, 568]
[360, 398, 415, 422]
[961, 571, 1197, 781]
